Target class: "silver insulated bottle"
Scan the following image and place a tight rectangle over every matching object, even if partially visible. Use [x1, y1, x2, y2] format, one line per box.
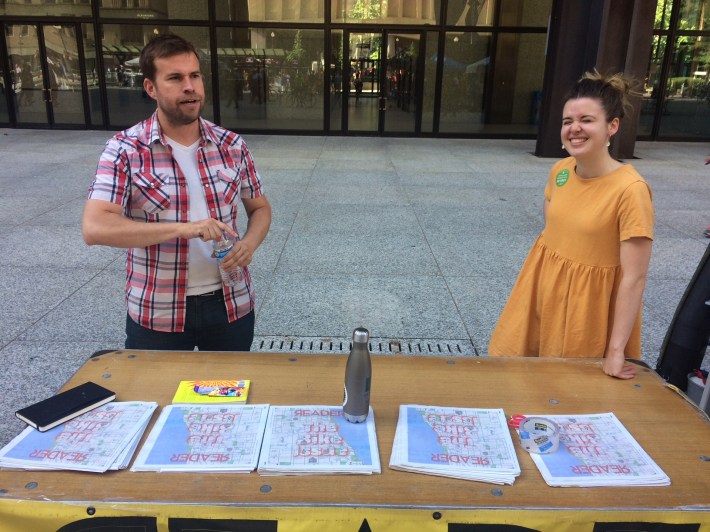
[343, 327, 372, 423]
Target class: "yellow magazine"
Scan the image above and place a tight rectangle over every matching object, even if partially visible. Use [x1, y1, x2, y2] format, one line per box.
[171, 379, 250, 404]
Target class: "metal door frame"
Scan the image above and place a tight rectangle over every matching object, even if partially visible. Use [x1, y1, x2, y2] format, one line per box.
[341, 28, 426, 136]
[2, 20, 90, 129]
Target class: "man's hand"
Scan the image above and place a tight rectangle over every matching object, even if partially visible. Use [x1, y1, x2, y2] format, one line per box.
[219, 239, 255, 270]
[191, 219, 237, 242]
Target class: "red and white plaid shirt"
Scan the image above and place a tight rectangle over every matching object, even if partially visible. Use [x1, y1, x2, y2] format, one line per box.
[88, 112, 264, 332]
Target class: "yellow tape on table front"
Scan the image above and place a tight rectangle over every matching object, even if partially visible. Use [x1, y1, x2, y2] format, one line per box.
[0, 500, 709, 532]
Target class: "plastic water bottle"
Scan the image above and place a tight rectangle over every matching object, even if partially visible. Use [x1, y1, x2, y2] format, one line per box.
[212, 232, 243, 287]
[343, 327, 372, 423]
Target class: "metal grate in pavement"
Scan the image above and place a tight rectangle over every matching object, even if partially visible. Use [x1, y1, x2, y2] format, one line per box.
[252, 336, 477, 357]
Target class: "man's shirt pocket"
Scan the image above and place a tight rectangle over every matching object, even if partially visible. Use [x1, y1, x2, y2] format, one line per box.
[131, 172, 172, 215]
[217, 167, 242, 206]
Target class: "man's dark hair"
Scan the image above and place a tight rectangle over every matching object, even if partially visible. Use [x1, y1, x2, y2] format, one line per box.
[139, 33, 199, 82]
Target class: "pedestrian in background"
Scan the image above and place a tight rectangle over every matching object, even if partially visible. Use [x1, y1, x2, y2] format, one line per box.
[18, 62, 34, 106]
[488, 71, 654, 379]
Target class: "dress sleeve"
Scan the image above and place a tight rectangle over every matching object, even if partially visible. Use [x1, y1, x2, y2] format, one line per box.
[618, 180, 654, 241]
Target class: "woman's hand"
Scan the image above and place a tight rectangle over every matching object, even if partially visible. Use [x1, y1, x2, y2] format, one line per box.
[602, 350, 637, 379]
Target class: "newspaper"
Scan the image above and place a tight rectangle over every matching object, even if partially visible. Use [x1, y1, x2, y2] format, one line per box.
[131, 403, 269, 472]
[520, 412, 671, 487]
[0, 401, 157, 473]
[257, 405, 381, 475]
[389, 404, 521, 484]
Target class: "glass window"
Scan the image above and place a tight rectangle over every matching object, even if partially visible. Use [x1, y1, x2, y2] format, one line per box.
[102, 25, 212, 128]
[332, 0, 437, 25]
[216, 0, 324, 23]
[438, 31, 545, 135]
[658, 35, 710, 138]
[82, 23, 104, 127]
[5, 24, 46, 125]
[383, 32, 421, 134]
[438, 32, 491, 133]
[1, 0, 91, 17]
[507, 0, 551, 27]
[448, 0, 492, 26]
[447, 0, 551, 27]
[329, 29, 344, 131]
[420, 31, 438, 133]
[655, 0, 673, 30]
[98, 1, 207, 21]
[639, 35, 666, 136]
[346, 31, 381, 132]
[43, 24, 85, 125]
[0, 63, 9, 124]
[679, 0, 710, 31]
[216, 28, 324, 131]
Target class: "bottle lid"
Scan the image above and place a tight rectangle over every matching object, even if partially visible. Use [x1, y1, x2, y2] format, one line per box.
[352, 327, 369, 344]
[213, 231, 231, 246]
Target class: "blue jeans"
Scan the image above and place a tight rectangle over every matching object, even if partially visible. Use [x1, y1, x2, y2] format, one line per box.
[125, 290, 255, 351]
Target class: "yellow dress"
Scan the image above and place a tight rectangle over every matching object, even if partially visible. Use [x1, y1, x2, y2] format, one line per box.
[488, 157, 654, 359]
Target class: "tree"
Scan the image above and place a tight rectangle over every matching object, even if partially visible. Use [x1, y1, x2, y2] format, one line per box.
[349, 0, 384, 20]
[287, 30, 305, 64]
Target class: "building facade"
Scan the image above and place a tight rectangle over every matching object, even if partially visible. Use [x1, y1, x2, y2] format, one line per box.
[0, 0, 709, 143]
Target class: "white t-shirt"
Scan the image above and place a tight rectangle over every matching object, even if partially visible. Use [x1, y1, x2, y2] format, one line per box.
[165, 136, 222, 296]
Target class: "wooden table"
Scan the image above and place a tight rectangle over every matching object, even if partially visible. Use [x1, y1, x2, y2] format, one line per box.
[0, 350, 709, 531]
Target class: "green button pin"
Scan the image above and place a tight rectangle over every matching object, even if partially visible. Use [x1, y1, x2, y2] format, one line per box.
[555, 169, 570, 187]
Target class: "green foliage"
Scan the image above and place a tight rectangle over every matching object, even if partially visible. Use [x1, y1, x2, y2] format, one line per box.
[348, 0, 385, 20]
[667, 75, 706, 97]
[672, 36, 710, 69]
[655, 0, 710, 30]
[655, 0, 672, 29]
[287, 30, 305, 64]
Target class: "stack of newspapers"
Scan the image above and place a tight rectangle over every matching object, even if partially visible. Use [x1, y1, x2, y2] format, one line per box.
[0, 402, 157, 473]
[389, 404, 521, 485]
[519, 412, 671, 487]
[131, 403, 269, 473]
[257, 405, 381, 475]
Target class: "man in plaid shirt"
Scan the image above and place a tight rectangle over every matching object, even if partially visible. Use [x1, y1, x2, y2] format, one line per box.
[82, 34, 271, 351]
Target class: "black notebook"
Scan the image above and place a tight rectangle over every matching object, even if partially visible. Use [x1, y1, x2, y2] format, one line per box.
[15, 381, 116, 432]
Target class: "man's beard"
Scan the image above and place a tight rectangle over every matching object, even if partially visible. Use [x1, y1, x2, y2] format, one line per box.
[162, 99, 204, 126]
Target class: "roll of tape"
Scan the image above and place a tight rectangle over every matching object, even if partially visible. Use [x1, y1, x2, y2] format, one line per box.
[518, 416, 560, 454]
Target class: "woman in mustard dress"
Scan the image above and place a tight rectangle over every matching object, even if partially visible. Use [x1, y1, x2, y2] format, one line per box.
[488, 71, 654, 379]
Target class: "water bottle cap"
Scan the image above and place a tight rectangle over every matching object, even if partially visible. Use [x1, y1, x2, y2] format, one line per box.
[352, 327, 369, 343]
